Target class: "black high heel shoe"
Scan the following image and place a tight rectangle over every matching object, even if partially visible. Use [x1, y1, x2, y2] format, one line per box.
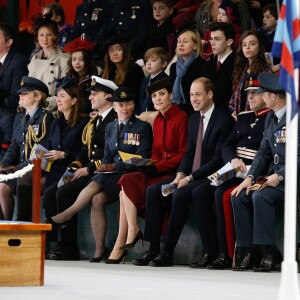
[120, 230, 144, 251]
[89, 248, 109, 263]
[105, 251, 127, 264]
[46, 217, 71, 229]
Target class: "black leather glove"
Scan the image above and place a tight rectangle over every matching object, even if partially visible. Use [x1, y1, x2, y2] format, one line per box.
[138, 165, 157, 177]
[0, 165, 16, 174]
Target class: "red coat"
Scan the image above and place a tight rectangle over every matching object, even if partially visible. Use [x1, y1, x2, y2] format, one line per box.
[151, 104, 188, 173]
[118, 104, 188, 216]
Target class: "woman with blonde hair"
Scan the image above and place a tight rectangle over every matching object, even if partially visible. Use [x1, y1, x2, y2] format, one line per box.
[170, 28, 206, 114]
[16, 77, 89, 222]
[0, 76, 53, 220]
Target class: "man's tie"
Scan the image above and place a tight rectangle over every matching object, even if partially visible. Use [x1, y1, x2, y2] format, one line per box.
[216, 60, 221, 71]
[274, 114, 278, 125]
[0, 62, 2, 71]
[192, 115, 205, 172]
[96, 115, 103, 130]
[119, 122, 124, 135]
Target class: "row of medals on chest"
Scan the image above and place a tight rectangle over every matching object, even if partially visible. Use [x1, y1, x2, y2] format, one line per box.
[122, 133, 140, 146]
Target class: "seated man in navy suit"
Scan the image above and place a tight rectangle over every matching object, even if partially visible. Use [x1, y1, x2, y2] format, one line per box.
[132, 77, 235, 267]
[0, 23, 28, 113]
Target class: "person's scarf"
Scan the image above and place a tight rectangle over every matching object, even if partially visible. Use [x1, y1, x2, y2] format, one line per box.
[172, 51, 197, 104]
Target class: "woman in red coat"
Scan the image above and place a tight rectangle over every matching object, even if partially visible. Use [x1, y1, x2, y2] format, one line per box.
[105, 78, 188, 263]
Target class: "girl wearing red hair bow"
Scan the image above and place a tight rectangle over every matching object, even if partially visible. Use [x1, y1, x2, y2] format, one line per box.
[64, 38, 100, 115]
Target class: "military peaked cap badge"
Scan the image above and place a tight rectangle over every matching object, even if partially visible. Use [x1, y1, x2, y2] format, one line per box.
[120, 91, 127, 98]
[91, 79, 96, 87]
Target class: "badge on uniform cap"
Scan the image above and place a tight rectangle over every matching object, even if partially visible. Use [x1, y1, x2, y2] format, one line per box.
[120, 91, 127, 99]
[21, 79, 24, 86]
[91, 79, 96, 87]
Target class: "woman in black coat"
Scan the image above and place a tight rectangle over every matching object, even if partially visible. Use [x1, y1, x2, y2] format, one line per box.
[169, 29, 206, 115]
[101, 36, 145, 114]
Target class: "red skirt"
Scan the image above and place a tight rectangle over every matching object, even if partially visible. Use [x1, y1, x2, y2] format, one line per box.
[117, 172, 171, 218]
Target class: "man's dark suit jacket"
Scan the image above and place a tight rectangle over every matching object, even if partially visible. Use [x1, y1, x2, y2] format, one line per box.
[177, 106, 235, 180]
[205, 51, 236, 111]
[0, 47, 28, 113]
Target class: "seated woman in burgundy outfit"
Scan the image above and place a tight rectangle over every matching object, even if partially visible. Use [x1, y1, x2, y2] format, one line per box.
[106, 78, 188, 263]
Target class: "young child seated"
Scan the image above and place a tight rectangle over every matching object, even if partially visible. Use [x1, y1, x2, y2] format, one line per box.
[202, 0, 240, 60]
[140, 47, 169, 112]
[147, 0, 175, 55]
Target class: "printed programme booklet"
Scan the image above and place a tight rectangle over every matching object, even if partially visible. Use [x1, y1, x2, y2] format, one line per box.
[208, 162, 250, 186]
[118, 151, 156, 167]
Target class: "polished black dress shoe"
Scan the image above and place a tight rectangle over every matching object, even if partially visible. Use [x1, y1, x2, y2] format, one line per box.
[232, 252, 252, 271]
[49, 246, 80, 261]
[190, 253, 212, 269]
[207, 253, 232, 270]
[105, 251, 127, 264]
[120, 230, 144, 251]
[46, 217, 71, 229]
[149, 252, 173, 267]
[45, 245, 63, 260]
[132, 250, 158, 266]
[253, 253, 283, 272]
[89, 248, 109, 263]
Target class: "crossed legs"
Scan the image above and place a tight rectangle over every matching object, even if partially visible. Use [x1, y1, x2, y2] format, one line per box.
[108, 188, 139, 259]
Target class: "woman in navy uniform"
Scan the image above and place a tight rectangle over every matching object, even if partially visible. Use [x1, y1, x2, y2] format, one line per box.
[16, 77, 89, 222]
[43, 76, 117, 260]
[49, 87, 153, 261]
[0, 76, 53, 220]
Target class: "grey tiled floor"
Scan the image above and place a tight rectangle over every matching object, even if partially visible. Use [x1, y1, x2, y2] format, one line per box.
[2, 260, 299, 300]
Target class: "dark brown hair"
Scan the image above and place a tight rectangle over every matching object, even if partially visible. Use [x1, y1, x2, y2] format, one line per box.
[67, 49, 97, 81]
[102, 42, 132, 86]
[232, 30, 268, 89]
[58, 85, 82, 127]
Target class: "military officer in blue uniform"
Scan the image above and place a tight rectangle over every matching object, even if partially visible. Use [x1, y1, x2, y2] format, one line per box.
[43, 76, 118, 260]
[73, 0, 113, 59]
[231, 72, 298, 272]
[0, 76, 53, 220]
[47, 86, 153, 261]
[101, 0, 153, 60]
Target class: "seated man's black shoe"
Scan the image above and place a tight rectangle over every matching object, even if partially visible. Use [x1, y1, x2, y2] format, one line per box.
[149, 252, 173, 267]
[49, 245, 80, 261]
[232, 251, 252, 271]
[132, 250, 158, 266]
[253, 253, 283, 272]
[253, 246, 283, 272]
[45, 245, 63, 260]
[190, 253, 213, 269]
[207, 252, 232, 270]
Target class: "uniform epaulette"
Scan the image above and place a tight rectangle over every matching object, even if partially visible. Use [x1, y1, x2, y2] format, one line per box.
[238, 111, 253, 116]
[255, 108, 271, 116]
